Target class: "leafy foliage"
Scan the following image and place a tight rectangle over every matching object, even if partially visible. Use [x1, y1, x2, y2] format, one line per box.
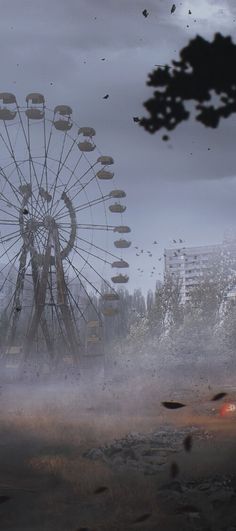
[140, 33, 236, 133]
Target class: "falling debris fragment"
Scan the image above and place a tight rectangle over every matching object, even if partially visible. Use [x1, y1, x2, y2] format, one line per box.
[133, 116, 140, 123]
[175, 504, 200, 517]
[162, 401, 186, 409]
[171, 4, 176, 14]
[183, 434, 193, 452]
[142, 9, 149, 18]
[103, 94, 109, 99]
[0, 496, 11, 504]
[22, 208, 29, 215]
[170, 461, 179, 478]
[211, 392, 227, 401]
[132, 513, 151, 523]
[93, 486, 109, 494]
[162, 134, 170, 141]
[188, 9, 192, 14]
[101, 58, 106, 60]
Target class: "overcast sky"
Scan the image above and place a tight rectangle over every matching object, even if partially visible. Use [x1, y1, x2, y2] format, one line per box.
[1, 0, 236, 293]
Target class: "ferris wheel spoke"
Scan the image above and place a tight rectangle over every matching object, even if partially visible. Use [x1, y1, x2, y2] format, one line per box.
[58, 228, 111, 265]
[0, 205, 20, 220]
[82, 151, 109, 237]
[73, 234, 122, 261]
[2, 122, 26, 189]
[42, 107, 53, 194]
[58, 157, 98, 198]
[52, 168, 98, 220]
[65, 255, 102, 321]
[45, 278, 71, 350]
[51, 135, 80, 189]
[34, 231, 44, 256]
[62, 223, 114, 231]
[66, 283, 87, 323]
[0, 190, 22, 214]
[48, 131, 68, 216]
[32, 111, 54, 216]
[59, 232, 114, 295]
[0, 166, 23, 207]
[0, 249, 22, 298]
[0, 229, 22, 245]
[15, 102, 45, 217]
[0, 221, 19, 226]
[55, 194, 110, 221]
[0, 233, 22, 258]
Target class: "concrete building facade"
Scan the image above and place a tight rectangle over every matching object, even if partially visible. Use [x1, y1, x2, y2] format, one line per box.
[164, 238, 236, 304]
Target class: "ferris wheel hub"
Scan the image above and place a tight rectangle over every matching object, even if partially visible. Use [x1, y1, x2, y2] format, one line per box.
[25, 218, 40, 233]
[43, 215, 56, 230]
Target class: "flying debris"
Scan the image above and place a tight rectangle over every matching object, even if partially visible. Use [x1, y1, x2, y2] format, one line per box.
[175, 505, 200, 517]
[133, 116, 140, 122]
[173, 239, 177, 243]
[188, 10, 192, 14]
[153, 241, 158, 244]
[101, 58, 106, 61]
[103, 94, 109, 99]
[162, 134, 169, 141]
[22, 208, 29, 215]
[183, 434, 193, 452]
[211, 392, 227, 401]
[162, 401, 186, 409]
[94, 486, 109, 494]
[179, 239, 183, 243]
[132, 513, 151, 523]
[170, 461, 179, 478]
[171, 4, 176, 14]
[15, 306, 22, 312]
[0, 496, 11, 504]
[142, 9, 149, 18]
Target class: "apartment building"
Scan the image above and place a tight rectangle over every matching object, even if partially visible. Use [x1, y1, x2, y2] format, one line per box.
[164, 237, 236, 303]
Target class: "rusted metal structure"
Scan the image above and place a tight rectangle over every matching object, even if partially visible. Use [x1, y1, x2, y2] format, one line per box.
[0, 94, 131, 369]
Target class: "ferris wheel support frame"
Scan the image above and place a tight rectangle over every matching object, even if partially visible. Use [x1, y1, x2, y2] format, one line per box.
[22, 223, 80, 361]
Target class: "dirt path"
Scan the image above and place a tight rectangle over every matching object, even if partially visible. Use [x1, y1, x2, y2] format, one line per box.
[0, 377, 235, 530]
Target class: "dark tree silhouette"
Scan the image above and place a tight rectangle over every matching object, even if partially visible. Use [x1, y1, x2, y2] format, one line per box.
[140, 33, 236, 133]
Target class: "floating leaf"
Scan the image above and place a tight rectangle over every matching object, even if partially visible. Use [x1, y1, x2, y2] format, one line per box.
[93, 486, 108, 494]
[162, 401, 186, 409]
[211, 392, 227, 401]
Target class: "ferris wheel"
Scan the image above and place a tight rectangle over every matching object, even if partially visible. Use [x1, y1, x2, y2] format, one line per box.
[0, 92, 131, 363]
